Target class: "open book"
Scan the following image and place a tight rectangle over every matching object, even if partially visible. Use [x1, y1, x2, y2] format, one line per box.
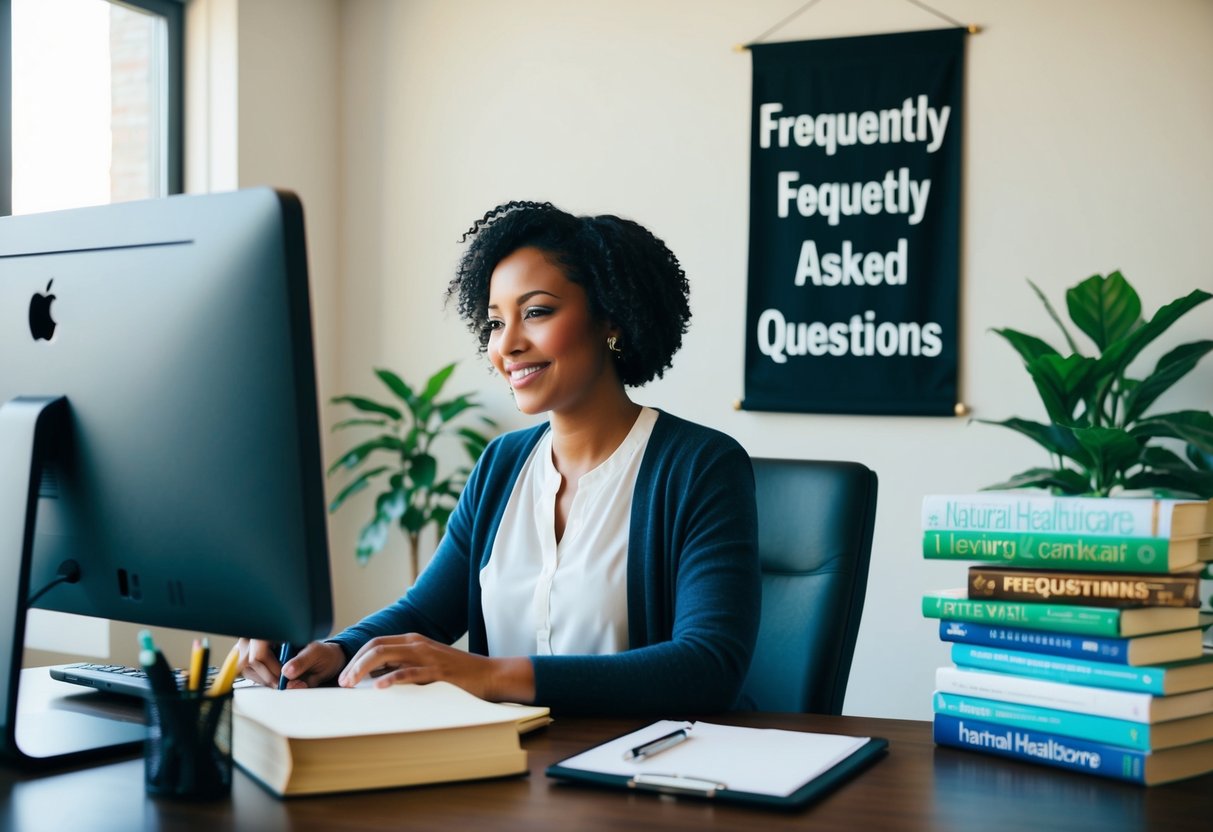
[232, 681, 551, 797]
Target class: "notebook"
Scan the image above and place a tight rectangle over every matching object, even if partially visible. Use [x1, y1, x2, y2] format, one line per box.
[546, 719, 887, 808]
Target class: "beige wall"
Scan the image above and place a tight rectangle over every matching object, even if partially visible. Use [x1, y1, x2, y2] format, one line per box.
[334, 0, 1213, 719]
[25, 0, 1213, 719]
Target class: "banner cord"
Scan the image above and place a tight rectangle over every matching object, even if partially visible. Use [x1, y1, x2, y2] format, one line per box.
[737, 0, 981, 51]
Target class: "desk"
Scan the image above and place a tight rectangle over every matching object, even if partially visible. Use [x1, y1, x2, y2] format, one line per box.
[2, 692, 1211, 831]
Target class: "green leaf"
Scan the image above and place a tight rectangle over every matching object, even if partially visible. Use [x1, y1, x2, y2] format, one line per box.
[1138, 445, 1193, 472]
[421, 363, 458, 402]
[327, 465, 389, 513]
[356, 517, 390, 563]
[330, 395, 402, 420]
[1131, 410, 1213, 454]
[1026, 353, 1098, 425]
[438, 395, 477, 423]
[1122, 340, 1213, 423]
[1122, 468, 1213, 500]
[1187, 444, 1213, 472]
[326, 436, 408, 475]
[1028, 279, 1082, 355]
[1094, 289, 1212, 386]
[409, 453, 438, 489]
[991, 328, 1060, 365]
[1065, 271, 1142, 351]
[973, 417, 1093, 466]
[377, 487, 407, 521]
[1072, 426, 1142, 492]
[375, 368, 416, 409]
[983, 466, 1092, 494]
[400, 505, 426, 534]
[331, 417, 389, 431]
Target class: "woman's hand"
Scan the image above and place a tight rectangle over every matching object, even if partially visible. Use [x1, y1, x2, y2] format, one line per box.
[236, 639, 346, 689]
[337, 633, 536, 703]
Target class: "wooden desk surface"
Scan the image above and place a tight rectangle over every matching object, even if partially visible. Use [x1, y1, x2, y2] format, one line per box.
[2, 707, 1211, 832]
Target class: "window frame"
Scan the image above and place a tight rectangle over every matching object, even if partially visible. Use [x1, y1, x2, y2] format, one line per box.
[0, 0, 184, 217]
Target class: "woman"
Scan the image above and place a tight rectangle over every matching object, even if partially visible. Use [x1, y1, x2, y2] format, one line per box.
[240, 201, 760, 715]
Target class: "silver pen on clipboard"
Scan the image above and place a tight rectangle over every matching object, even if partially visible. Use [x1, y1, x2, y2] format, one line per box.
[623, 726, 692, 761]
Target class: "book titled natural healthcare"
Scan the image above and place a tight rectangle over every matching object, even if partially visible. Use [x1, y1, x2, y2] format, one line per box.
[232, 681, 551, 797]
[932, 713, 1213, 785]
[932, 692, 1213, 752]
[937, 620, 1205, 666]
[950, 644, 1213, 695]
[922, 494, 1208, 573]
[922, 588, 1200, 637]
[923, 493, 1209, 538]
[934, 666, 1213, 723]
[967, 565, 1203, 608]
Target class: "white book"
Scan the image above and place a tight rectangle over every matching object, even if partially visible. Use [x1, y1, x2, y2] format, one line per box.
[934, 666, 1213, 724]
[922, 493, 1209, 539]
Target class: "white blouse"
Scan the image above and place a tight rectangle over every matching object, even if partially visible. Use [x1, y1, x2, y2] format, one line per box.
[480, 407, 658, 657]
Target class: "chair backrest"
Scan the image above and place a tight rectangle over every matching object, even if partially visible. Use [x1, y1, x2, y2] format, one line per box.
[737, 458, 878, 714]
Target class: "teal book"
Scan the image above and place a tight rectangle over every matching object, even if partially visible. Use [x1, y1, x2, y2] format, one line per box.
[950, 644, 1213, 695]
[922, 588, 1200, 637]
[931, 692, 1213, 751]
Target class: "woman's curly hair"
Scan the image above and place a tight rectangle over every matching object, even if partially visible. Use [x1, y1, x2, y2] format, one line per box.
[446, 201, 691, 388]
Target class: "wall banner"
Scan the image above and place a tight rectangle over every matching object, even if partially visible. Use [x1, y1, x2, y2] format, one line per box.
[743, 28, 965, 416]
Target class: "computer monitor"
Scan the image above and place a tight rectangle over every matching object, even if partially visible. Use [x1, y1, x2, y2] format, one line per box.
[0, 188, 333, 764]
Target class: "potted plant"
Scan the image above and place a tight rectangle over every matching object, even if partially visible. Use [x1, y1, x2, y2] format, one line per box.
[981, 271, 1212, 498]
[327, 362, 496, 578]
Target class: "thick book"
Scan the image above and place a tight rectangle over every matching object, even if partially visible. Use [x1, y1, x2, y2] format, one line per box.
[967, 565, 1203, 608]
[935, 665, 1213, 722]
[950, 644, 1213, 695]
[922, 493, 1209, 539]
[922, 588, 1200, 637]
[932, 713, 1213, 785]
[933, 692, 1213, 752]
[923, 530, 1203, 573]
[232, 682, 551, 797]
[545, 720, 887, 809]
[937, 620, 1205, 666]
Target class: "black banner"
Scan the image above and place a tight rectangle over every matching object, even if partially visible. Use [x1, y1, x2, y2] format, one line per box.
[743, 28, 965, 416]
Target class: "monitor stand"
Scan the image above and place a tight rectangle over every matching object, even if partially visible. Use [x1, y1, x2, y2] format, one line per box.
[0, 396, 146, 767]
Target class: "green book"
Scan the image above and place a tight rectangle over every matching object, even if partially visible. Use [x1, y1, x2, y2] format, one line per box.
[921, 588, 1201, 637]
[922, 530, 1200, 573]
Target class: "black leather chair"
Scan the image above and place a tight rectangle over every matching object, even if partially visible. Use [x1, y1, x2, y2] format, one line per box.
[737, 458, 878, 714]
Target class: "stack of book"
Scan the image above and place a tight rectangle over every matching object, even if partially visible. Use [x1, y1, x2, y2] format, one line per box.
[920, 491, 1213, 785]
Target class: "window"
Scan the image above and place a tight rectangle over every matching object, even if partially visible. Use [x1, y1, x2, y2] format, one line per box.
[0, 0, 183, 217]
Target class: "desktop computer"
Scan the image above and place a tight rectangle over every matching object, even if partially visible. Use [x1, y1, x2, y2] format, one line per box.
[0, 188, 333, 765]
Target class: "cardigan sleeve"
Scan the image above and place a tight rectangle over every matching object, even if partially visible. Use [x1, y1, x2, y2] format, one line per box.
[530, 431, 761, 715]
[323, 440, 489, 659]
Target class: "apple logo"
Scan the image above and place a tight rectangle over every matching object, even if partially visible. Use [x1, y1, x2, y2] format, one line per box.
[29, 279, 57, 341]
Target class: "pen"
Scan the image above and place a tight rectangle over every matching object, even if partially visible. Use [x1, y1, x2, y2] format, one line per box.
[278, 642, 300, 690]
[623, 727, 690, 761]
[137, 629, 179, 695]
[207, 643, 243, 697]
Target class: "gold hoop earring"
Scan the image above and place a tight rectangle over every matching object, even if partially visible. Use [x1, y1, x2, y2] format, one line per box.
[607, 335, 622, 355]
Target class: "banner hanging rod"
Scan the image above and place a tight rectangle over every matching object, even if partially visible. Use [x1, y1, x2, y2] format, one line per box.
[735, 0, 982, 52]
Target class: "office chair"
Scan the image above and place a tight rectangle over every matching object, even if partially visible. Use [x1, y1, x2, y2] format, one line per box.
[737, 458, 878, 714]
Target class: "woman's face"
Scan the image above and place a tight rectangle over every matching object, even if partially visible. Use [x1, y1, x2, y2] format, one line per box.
[486, 246, 617, 416]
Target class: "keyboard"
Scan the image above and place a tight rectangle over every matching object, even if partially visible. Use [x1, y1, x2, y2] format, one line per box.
[48, 662, 254, 699]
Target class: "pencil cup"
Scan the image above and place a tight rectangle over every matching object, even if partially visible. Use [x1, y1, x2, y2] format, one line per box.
[143, 692, 234, 800]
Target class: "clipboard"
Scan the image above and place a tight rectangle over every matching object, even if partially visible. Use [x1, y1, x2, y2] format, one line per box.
[545, 720, 888, 809]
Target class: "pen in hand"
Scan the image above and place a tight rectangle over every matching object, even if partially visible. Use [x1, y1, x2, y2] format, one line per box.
[278, 642, 300, 690]
[623, 727, 691, 761]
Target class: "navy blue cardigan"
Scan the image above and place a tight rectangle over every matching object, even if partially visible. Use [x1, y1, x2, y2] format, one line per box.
[327, 410, 760, 715]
